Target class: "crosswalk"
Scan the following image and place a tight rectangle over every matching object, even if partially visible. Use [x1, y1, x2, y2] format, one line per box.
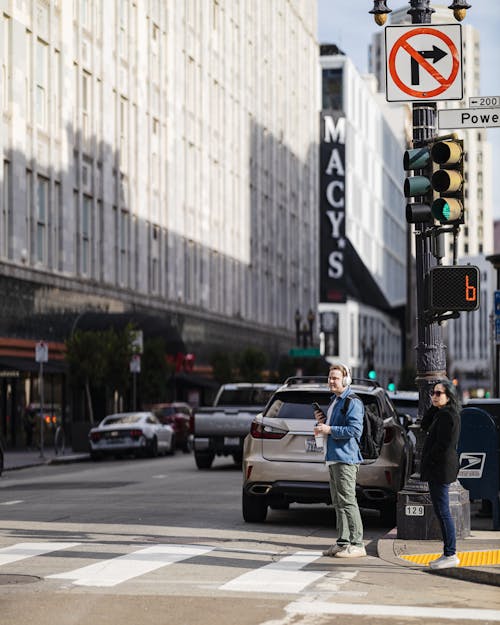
[0, 541, 335, 593]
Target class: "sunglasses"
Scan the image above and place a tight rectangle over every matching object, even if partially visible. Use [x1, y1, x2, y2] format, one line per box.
[431, 390, 446, 397]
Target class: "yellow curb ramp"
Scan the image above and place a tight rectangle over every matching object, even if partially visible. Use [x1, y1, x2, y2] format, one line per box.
[400, 549, 500, 567]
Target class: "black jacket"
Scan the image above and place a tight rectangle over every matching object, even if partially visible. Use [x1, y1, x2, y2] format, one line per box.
[420, 404, 460, 484]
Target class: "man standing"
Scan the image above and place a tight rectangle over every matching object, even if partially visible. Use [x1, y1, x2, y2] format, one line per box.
[314, 363, 366, 558]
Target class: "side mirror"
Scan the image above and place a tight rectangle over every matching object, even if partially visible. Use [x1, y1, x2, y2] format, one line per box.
[398, 413, 413, 429]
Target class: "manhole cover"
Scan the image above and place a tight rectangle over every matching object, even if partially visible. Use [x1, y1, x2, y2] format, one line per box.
[0, 574, 40, 585]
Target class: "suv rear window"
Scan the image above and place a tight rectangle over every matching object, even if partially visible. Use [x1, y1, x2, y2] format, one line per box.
[217, 389, 276, 406]
[264, 391, 381, 422]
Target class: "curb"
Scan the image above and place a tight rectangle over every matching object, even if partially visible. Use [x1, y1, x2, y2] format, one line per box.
[376, 530, 500, 587]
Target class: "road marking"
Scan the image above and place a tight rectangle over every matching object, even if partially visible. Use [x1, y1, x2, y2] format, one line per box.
[400, 549, 500, 567]
[47, 544, 214, 587]
[284, 601, 500, 621]
[0, 542, 80, 566]
[0, 500, 24, 505]
[219, 551, 328, 594]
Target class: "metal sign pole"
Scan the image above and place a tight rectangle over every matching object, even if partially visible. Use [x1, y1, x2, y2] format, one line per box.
[39, 360, 45, 459]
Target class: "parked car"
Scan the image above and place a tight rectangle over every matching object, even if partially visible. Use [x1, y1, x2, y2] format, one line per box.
[242, 376, 414, 525]
[89, 412, 175, 460]
[152, 402, 194, 453]
[388, 390, 419, 423]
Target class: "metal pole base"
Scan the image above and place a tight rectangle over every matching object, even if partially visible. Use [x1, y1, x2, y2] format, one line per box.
[397, 480, 470, 540]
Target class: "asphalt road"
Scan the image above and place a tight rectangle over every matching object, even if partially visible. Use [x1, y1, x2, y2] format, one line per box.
[0, 452, 499, 625]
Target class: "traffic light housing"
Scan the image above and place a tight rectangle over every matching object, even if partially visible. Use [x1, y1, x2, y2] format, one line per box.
[428, 265, 480, 313]
[430, 139, 464, 224]
[403, 146, 434, 224]
[403, 138, 465, 225]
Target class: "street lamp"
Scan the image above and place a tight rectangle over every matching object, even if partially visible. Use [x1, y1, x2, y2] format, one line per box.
[368, 0, 471, 540]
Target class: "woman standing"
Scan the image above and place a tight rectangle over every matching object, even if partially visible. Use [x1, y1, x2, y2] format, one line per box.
[421, 380, 461, 570]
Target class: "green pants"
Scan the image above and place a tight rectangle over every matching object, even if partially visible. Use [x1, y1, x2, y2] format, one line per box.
[328, 462, 364, 547]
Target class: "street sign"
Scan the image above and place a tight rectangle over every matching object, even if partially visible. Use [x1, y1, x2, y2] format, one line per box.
[35, 341, 48, 363]
[130, 354, 141, 373]
[385, 24, 462, 102]
[495, 291, 500, 316]
[469, 96, 500, 108]
[438, 107, 500, 129]
[496, 318, 500, 345]
[289, 348, 321, 358]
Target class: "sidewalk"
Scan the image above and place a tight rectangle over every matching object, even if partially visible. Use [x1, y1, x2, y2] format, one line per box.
[3, 448, 90, 470]
[2, 449, 499, 586]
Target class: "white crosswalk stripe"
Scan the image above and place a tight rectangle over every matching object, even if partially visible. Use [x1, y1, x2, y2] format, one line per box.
[0, 542, 80, 566]
[46, 543, 214, 587]
[220, 551, 328, 594]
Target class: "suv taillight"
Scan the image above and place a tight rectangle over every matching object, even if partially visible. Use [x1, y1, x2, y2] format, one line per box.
[90, 432, 101, 442]
[250, 421, 286, 439]
[129, 429, 143, 440]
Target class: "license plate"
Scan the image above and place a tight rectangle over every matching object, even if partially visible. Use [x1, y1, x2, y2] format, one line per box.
[405, 505, 424, 516]
[224, 436, 239, 446]
[305, 437, 322, 453]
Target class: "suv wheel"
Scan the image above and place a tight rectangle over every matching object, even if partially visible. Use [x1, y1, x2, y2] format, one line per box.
[195, 451, 214, 469]
[242, 490, 268, 523]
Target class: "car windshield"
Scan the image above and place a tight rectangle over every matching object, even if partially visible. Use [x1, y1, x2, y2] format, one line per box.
[102, 414, 142, 425]
[217, 388, 276, 406]
[155, 407, 176, 417]
[392, 400, 418, 419]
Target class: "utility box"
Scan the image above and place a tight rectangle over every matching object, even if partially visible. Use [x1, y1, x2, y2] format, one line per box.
[458, 406, 500, 530]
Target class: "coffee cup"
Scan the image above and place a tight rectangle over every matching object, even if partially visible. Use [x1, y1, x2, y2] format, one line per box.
[314, 427, 324, 450]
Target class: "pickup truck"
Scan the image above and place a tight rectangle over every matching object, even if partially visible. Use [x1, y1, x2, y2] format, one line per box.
[194, 382, 279, 469]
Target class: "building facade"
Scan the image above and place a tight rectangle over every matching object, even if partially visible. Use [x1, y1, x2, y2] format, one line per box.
[0, 0, 319, 445]
[319, 49, 407, 387]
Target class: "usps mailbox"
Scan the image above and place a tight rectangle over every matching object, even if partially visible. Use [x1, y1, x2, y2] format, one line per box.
[458, 407, 499, 530]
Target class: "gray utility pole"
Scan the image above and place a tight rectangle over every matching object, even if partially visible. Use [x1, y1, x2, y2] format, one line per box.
[369, 0, 471, 539]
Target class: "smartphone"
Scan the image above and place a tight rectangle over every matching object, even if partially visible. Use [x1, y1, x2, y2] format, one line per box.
[312, 402, 326, 422]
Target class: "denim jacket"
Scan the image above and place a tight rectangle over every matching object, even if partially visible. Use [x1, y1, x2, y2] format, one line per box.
[325, 388, 364, 465]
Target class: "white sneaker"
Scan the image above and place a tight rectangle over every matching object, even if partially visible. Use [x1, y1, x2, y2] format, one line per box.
[429, 554, 460, 569]
[334, 545, 367, 558]
[322, 544, 347, 557]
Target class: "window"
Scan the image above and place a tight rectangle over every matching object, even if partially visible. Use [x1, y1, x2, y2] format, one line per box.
[322, 68, 343, 110]
[81, 195, 91, 275]
[1, 161, 10, 258]
[2, 14, 10, 113]
[36, 176, 48, 264]
[36, 39, 48, 130]
[119, 209, 129, 285]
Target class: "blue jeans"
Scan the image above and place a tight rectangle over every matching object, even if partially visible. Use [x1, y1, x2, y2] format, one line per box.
[428, 480, 456, 556]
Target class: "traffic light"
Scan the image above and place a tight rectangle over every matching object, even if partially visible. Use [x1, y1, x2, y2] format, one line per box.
[403, 138, 465, 225]
[428, 265, 480, 313]
[430, 139, 464, 224]
[387, 380, 396, 392]
[403, 146, 434, 224]
[368, 369, 377, 381]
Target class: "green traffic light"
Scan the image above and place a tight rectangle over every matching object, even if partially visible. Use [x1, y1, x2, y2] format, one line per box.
[387, 382, 396, 392]
[431, 197, 463, 223]
[368, 370, 377, 380]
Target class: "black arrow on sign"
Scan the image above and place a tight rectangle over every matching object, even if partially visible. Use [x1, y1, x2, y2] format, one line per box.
[411, 45, 447, 85]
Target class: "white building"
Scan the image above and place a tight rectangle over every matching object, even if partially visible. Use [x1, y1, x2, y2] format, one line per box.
[0, 1, 319, 368]
[319, 49, 407, 387]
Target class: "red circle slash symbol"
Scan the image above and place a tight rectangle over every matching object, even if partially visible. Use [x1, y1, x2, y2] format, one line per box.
[389, 27, 460, 99]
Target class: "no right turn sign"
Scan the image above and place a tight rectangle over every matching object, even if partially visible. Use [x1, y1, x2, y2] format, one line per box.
[385, 24, 463, 102]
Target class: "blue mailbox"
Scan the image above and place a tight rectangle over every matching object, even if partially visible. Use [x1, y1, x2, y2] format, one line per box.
[458, 407, 500, 530]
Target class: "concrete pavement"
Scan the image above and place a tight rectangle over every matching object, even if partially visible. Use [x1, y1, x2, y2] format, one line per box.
[2, 448, 499, 587]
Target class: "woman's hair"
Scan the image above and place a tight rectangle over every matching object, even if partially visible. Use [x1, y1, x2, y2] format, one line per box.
[436, 379, 461, 413]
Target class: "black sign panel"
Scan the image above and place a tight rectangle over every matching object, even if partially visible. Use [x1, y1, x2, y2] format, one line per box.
[429, 265, 480, 313]
[319, 111, 347, 303]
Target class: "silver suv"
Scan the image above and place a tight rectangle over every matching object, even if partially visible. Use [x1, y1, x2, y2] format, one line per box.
[242, 377, 414, 525]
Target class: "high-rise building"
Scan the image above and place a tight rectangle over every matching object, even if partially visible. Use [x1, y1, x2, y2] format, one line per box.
[0, 1, 319, 446]
[319, 48, 407, 387]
